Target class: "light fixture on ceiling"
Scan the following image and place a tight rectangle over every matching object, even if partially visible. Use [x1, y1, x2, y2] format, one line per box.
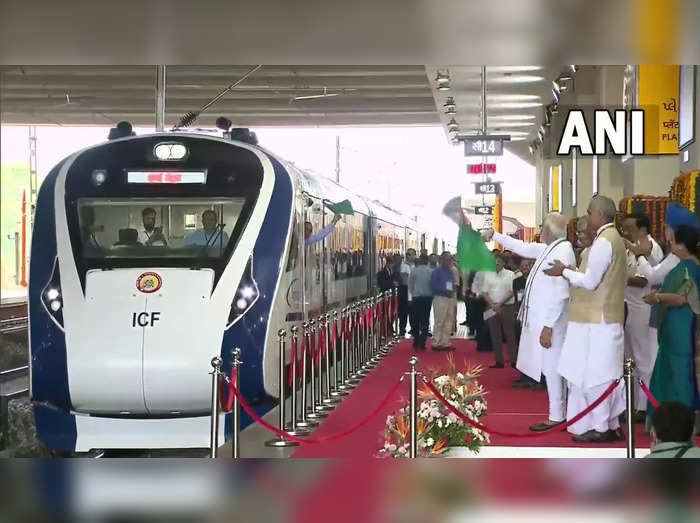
[544, 111, 551, 127]
[528, 144, 535, 155]
[551, 88, 560, 103]
[552, 80, 561, 95]
[538, 127, 545, 140]
[548, 102, 558, 114]
[569, 65, 578, 73]
[443, 97, 456, 115]
[447, 118, 459, 131]
[437, 82, 451, 91]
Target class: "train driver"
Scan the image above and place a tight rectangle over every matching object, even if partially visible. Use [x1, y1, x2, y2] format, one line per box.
[138, 207, 168, 247]
[183, 209, 229, 255]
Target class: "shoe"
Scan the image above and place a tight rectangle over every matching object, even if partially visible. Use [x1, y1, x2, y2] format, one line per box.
[433, 345, 456, 351]
[572, 430, 613, 443]
[633, 410, 646, 424]
[510, 362, 517, 368]
[531, 382, 546, 390]
[427, 332, 433, 337]
[512, 381, 535, 389]
[529, 420, 564, 432]
[489, 363, 505, 369]
[459, 321, 468, 326]
[512, 376, 528, 384]
[607, 428, 625, 442]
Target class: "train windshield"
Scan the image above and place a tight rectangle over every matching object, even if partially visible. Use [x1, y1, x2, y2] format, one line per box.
[77, 197, 245, 259]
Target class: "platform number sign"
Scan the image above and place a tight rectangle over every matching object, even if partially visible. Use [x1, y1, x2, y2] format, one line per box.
[474, 206, 493, 215]
[474, 182, 500, 195]
[464, 135, 504, 156]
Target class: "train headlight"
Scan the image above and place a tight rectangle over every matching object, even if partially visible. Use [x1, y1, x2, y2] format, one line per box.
[154, 142, 188, 161]
[91, 169, 108, 186]
[226, 257, 259, 329]
[41, 260, 64, 330]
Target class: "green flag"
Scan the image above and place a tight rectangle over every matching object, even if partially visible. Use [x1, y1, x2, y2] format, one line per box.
[456, 223, 496, 272]
[326, 199, 354, 216]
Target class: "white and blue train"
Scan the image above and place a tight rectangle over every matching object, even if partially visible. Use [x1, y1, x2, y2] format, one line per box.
[29, 131, 452, 452]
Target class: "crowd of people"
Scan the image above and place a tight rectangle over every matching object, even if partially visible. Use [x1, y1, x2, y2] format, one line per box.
[381, 195, 699, 454]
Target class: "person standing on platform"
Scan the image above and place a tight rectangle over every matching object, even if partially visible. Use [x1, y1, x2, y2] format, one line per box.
[471, 270, 493, 351]
[621, 213, 660, 423]
[545, 195, 627, 443]
[643, 224, 700, 429]
[397, 249, 416, 336]
[450, 255, 461, 335]
[484, 213, 574, 428]
[632, 204, 698, 418]
[510, 255, 543, 390]
[480, 253, 518, 369]
[430, 252, 457, 351]
[377, 255, 396, 293]
[409, 255, 433, 349]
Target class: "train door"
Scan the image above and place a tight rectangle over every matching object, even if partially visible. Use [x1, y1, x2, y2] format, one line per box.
[303, 194, 324, 318]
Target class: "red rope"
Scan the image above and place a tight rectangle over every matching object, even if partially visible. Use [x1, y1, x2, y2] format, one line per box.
[331, 322, 337, 352]
[230, 378, 404, 444]
[639, 379, 660, 409]
[219, 366, 237, 412]
[424, 379, 621, 438]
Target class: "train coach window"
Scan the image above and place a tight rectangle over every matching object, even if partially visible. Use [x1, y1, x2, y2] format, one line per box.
[77, 198, 245, 259]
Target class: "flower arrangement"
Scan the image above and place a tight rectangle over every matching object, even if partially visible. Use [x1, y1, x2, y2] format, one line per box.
[378, 355, 489, 457]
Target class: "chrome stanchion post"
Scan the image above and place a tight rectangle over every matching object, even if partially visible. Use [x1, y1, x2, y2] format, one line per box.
[312, 318, 332, 415]
[209, 356, 222, 458]
[286, 326, 310, 436]
[357, 300, 371, 375]
[297, 322, 318, 428]
[409, 356, 418, 458]
[307, 319, 328, 419]
[230, 348, 242, 458]
[338, 307, 353, 390]
[624, 358, 635, 459]
[330, 310, 348, 397]
[322, 313, 340, 406]
[394, 288, 400, 342]
[265, 329, 299, 447]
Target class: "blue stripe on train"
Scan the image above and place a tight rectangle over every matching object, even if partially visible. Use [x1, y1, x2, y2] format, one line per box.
[222, 154, 293, 437]
[30, 161, 77, 451]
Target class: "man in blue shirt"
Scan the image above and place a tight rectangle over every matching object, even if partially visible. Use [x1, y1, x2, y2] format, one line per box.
[430, 252, 456, 351]
[304, 214, 341, 246]
[183, 210, 230, 256]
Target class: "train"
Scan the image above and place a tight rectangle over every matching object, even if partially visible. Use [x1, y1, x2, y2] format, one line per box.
[28, 129, 453, 452]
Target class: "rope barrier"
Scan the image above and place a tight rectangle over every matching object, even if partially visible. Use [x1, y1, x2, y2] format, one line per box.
[423, 378, 622, 439]
[230, 378, 404, 444]
[218, 366, 236, 412]
[638, 379, 660, 409]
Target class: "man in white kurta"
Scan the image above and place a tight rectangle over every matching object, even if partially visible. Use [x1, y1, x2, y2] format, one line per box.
[485, 212, 575, 431]
[620, 214, 664, 417]
[547, 196, 627, 443]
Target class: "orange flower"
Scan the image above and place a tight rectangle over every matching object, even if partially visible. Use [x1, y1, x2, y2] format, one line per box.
[431, 437, 450, 454]
[396, 415, 409, 439]
[417, 418, 429, 436]
[418, 384, 434, 400]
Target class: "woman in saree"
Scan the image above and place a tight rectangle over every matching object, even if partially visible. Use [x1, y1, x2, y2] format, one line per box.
[644, 224, 700, 430]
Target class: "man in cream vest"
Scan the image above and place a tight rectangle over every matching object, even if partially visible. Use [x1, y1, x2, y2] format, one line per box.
[545, 195, 626, 443]
[483, 213, 575, 432]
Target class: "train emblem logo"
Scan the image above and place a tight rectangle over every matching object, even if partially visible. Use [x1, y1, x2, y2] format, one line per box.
[136, 272, 162, 293]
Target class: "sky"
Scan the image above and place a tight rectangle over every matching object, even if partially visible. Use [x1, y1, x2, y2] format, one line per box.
[0, 125, 536, 232]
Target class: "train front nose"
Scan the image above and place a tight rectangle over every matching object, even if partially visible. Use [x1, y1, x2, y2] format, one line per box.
[67, 268, 219, 415]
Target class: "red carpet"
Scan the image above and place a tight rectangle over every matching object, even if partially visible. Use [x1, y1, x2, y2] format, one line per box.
[291, 337, 652, 457]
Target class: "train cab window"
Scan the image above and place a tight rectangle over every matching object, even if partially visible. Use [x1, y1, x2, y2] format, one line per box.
[77, 198, 245, 259]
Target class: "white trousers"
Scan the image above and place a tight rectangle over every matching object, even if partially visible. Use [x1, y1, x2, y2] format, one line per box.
[544, 371, 566, 422]
[624, 307, 658, 411]
[566, 380, 625, 435]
